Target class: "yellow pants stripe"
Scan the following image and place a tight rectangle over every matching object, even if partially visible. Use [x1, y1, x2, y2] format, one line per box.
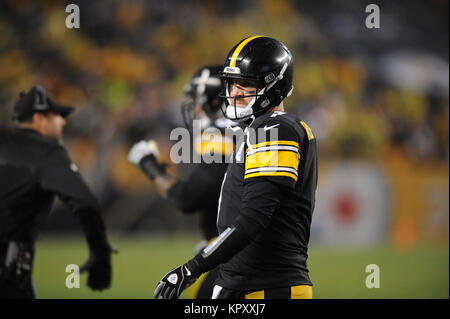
[291, 285, 313, 299]
[244, 285, 312, 299]
[244, 290, 265, 299]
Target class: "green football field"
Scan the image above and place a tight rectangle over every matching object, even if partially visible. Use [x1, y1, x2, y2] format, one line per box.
[33, 234, 449, 299]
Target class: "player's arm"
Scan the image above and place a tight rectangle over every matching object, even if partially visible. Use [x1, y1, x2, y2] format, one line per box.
[128, 140, 216, 213]
[127, 140, 176, 198]
[167, 162, 224, 213]
[39, 145, 113, 290]
[154, 179, 281, 299]
[154, 120, 301, 299]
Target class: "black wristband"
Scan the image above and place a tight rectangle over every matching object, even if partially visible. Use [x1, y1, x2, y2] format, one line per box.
[139, 155, 167, 180]
[186, 257, 203, 278]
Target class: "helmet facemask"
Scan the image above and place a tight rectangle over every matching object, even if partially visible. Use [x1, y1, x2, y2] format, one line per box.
[219, 60, 293, 122]
[219, 78, 265, 121]
[181, 65, 224, 131]
[181, 95, 213, 132]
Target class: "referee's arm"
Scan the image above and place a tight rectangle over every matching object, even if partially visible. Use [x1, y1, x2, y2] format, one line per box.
[38, 145, 111, 252]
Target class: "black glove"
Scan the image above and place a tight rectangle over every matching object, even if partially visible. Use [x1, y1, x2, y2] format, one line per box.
[154, 261, 200, 299]
[80, 249, 115, 291]
[140, 155, 167, 180]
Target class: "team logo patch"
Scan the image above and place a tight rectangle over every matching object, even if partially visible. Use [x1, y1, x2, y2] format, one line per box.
[168, 273, 178, 285]
[223, 66, 240, 74]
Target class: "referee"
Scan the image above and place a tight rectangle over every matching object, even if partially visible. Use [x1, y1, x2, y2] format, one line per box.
[0, 85, 113, 298]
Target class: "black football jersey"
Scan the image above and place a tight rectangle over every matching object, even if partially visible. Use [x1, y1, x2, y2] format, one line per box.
[215, 111, 318, 290]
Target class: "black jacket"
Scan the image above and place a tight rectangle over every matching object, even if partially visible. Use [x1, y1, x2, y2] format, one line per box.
[0, 128, 109, 252]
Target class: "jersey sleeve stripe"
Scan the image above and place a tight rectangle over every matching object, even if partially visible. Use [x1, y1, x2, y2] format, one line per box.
[245, 166, 298, 176]
[300, 121, 315, 141]
[244, 171, 298, 181]
[246, 140, 300, 153]
[246, 145, 299, 156]
[245, 150, 300, 171]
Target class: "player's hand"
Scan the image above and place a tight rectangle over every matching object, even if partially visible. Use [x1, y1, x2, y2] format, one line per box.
[154, 264, 197, 299]
[80, 249, 114, 291]
[128, 140, 160, 166]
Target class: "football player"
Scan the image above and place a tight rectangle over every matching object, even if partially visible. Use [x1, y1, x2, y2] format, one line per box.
[154, 36, 318, 299]
[128, 65, 233, 298]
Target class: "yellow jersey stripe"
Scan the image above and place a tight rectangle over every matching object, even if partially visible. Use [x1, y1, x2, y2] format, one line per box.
[244, 171, 298, 181]
[229, 35, 264, 67]
[245, 167, 298, 176]
[245, 150, 299, 170]
[300, 121, 315, 141]
[246, 140, 300, 153]
[194, 141, 234, 156]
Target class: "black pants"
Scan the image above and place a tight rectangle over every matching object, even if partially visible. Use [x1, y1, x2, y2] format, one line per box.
[0, 241, 37, 299]
[0, 275, 37, 299]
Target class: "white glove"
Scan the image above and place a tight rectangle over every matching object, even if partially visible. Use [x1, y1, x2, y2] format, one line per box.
[128, 140, 160, 166]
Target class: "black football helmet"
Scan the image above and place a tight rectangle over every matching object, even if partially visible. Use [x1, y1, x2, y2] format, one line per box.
[181, 65, 224, 131]
[219, 36, 294, 121]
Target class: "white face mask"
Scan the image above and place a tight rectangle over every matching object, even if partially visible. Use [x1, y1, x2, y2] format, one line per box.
[224, 83, 259, 121]
[225, 104, 253, 121]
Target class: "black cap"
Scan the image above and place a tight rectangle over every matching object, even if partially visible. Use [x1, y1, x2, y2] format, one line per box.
[13, 85, 74, 122]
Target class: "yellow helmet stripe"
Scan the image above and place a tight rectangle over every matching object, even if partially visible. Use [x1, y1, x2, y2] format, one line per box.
[229, 35, 264, 67]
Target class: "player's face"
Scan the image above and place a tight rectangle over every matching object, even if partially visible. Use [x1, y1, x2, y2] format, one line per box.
[41, 113, 66, 141]
[193, 102, 211, 129]
[229, 79, 259, 107]
[194, 103, 204, 116]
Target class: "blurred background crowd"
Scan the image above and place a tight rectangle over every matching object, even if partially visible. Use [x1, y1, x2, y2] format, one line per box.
[0, 0, 448, 248]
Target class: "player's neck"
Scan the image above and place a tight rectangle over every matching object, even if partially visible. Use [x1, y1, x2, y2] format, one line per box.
[269, 102, 284, 113]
